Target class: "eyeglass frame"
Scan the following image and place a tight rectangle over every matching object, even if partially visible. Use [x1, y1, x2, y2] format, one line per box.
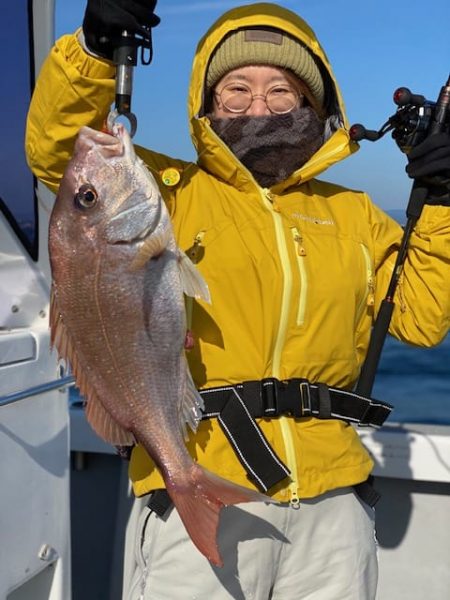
[213, 81, 304, 115]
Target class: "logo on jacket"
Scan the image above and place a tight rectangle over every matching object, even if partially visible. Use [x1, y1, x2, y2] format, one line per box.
[291, 212, 335, 226]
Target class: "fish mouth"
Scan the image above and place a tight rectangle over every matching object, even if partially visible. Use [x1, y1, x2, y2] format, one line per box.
[75, 126, 126, 160]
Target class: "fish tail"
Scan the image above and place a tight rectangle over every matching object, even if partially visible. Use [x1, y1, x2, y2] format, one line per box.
[167, 464, 272, 567]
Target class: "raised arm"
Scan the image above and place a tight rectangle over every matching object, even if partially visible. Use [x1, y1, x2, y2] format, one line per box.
[25, 0, 159, 194]
[371, 132, 450, 348]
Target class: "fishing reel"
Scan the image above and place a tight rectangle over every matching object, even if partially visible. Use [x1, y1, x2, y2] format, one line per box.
[349, 76, 450, 154]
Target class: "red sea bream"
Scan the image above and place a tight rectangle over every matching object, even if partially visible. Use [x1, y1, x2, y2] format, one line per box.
[48, 124, 268, 566]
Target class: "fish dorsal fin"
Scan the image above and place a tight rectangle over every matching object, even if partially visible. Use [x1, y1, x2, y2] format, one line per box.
[179, 358, 205, 441]
[177, 250, 211, 303]
[50, 285, 135, 447]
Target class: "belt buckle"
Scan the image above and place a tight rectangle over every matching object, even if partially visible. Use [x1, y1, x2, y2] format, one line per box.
[261, 378, 293, 417]
[299, 380, 312, 416]
[261, 378, 312, 418]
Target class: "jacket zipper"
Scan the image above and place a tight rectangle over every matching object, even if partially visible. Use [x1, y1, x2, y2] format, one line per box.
[357, 243, 375, 324]
[261, 189, 300, 508]
[291, 227, 308, 326]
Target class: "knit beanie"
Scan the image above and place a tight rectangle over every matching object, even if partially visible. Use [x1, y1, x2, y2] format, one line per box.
[206, 28, 325, 113]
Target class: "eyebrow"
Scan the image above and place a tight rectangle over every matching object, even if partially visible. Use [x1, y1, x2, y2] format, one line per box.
[220, 71, 292, 85]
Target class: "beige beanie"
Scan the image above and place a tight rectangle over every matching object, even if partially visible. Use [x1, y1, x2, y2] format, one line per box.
[206, 28, 325, 112]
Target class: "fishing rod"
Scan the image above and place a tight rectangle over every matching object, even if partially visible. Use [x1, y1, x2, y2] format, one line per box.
[351, 74, 450, 397]
[107, 27, 155, 137]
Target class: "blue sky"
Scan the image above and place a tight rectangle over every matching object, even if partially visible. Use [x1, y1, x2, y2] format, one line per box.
[55, 0, 450, 211]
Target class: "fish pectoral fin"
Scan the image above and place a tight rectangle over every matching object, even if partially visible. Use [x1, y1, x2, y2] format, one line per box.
[177, 250, 211, 303]
[130, 226, 171, 270]
[180, 364, 205, 439]
[84, 388, 135, 447]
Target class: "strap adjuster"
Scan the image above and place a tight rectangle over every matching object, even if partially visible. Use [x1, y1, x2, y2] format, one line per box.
[260, 378, 310, 418]
[299, 380, 312, 416]
[260, 378, 277, 416]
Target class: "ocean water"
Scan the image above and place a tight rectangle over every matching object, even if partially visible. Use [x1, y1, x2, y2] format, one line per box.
[372, 333, 450, 425]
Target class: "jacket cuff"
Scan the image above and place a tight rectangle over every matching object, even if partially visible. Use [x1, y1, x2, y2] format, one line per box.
[55, 29, 116, 80]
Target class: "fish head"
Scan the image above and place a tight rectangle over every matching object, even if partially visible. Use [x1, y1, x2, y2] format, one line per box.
[50, 124, 163, 257]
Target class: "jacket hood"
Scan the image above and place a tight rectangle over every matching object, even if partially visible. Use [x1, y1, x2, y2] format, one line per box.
[188, 3, 359, 190]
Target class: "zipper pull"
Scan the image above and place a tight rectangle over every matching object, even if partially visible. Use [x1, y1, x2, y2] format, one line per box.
[367, 275, 375, 306]
[294, 232, 307, 256]
[263, 188, 282, 212]
[397, 274, 407, 313]
[186, 231, 205, 264]
[290, 489, 301, 509]
[263, 189, 274, 202]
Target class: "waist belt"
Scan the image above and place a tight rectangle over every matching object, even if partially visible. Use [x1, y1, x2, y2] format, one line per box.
[199, 378, 392, 492]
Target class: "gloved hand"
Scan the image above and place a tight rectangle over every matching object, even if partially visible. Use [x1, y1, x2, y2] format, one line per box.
[406, 132, 450, 205]
[82, 0, 160, 60]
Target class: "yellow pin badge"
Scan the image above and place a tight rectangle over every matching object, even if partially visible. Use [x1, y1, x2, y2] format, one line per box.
[161, 167, 181, 187]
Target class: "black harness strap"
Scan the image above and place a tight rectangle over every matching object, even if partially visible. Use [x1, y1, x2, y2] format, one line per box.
[217, 387, 290, 491]
[354, 476, 381, 508]
[201, 378, 392, 425]
[146, 488, 173, 519]
[200, 378, 392, 492]
[317, 382, 332, 418]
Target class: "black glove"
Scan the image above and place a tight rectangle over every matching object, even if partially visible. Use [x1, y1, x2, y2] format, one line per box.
[82, 0, 160, 60]
[406, 132, 450, 205]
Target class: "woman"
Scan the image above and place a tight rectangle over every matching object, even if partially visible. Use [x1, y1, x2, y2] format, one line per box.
[26, 2, 450, 598]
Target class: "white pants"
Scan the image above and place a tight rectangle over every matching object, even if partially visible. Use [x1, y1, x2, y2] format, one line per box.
[126, 487, 377, 600]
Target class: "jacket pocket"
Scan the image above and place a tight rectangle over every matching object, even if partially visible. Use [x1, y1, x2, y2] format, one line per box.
[356, 242, 375, 325]
[291, 227, 308, 326]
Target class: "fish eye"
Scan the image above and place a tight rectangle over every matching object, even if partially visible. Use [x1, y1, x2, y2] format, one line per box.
[74, 184, 98, 209]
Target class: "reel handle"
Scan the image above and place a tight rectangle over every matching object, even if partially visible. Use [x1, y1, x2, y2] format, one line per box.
[349, 124, 380, 142]
[393, 87, 426, 107]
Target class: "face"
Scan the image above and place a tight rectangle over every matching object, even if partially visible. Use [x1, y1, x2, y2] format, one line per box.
[211, 65, 305, 119]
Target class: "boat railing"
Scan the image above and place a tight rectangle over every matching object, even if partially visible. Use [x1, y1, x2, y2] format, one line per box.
[0, 375, 75, 407]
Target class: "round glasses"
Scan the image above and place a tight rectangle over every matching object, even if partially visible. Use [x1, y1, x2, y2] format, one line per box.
[215, 82, 301, 115]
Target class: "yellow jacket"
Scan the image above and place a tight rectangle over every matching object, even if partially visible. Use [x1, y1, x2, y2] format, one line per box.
[26, 4, 450, 502]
